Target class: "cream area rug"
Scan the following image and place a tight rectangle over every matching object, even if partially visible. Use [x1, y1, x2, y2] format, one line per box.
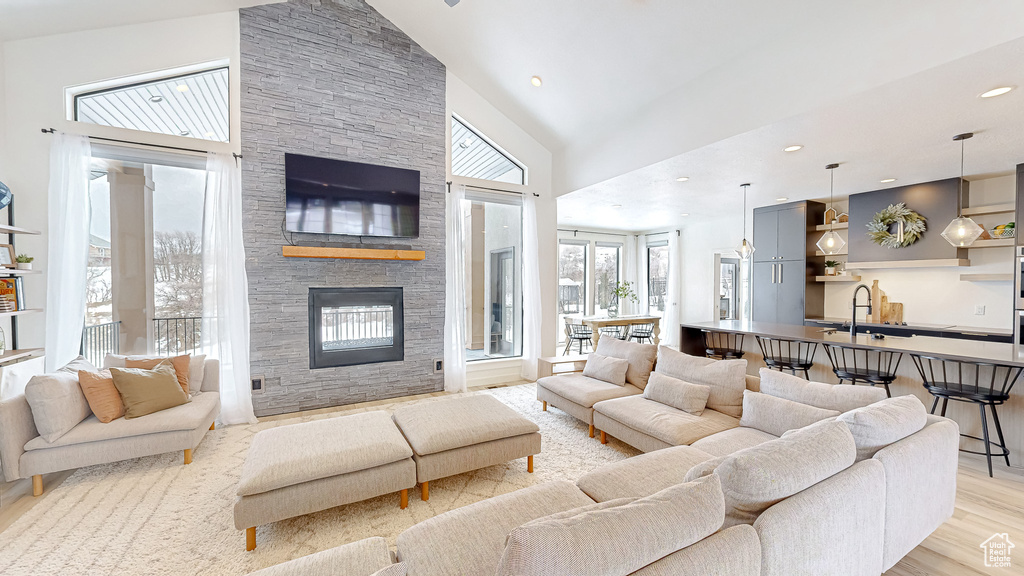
[0, 383, 640, 575]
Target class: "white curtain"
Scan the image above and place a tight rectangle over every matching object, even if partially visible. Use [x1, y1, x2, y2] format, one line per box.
[622, 234, 638, 315]
[635, 234, 649, 315]
[663, 230, 683, 347]
[520, 194, 542, 381]
[443, 185, 467, 393]
[201, 152, 256, 425]
[45, 133, 92, 371]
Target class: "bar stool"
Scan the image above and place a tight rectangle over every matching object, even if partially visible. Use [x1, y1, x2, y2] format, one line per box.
[821, 344, 902, 398]
[629, 323, 654, 344]
[911, 354, 1022, 477]
[599, 326, 627, 340]
[702, 330, 745, 360]
[755, 336, 818, 379]
[563, 321, 593, 355]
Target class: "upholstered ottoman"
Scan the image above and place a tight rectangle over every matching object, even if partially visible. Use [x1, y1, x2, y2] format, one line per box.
[234, 411, 416, 551]
[392, 394, 541, 500]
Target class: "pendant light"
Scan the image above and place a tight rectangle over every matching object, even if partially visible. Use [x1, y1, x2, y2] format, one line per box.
[816, 163, 846, 255]
[736, 183, 755, 260]
[941, 132, 983, 247]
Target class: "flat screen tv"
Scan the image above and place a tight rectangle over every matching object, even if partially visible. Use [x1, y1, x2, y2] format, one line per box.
[285, 153, 420, 238]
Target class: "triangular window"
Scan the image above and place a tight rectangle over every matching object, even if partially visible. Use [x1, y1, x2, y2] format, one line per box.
[451, 115, 525, 185]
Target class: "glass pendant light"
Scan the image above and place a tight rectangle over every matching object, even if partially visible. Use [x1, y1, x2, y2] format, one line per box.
[816, 163, 846, 255]
[941, 132, 983, 247]
[736, 183, 755, 260]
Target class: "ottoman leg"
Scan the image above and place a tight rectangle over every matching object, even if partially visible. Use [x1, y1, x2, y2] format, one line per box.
[589, 424, 595, 438]
[421, 481, 429, 501]
[210, 422, 215, 431]
[600, 431, 607, 444]
[246, 527, 256, 552]
[527, 455, 534, 473]
[542, 401, 547, 411]
[184, 449, 193, 465]
[400, 489, 409, 509]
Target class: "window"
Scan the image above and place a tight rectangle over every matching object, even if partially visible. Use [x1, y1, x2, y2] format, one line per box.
[451, 115, 526, 185]
[73, 66, 229, 143]
[461, 192, 523, 361]
[594, 243, 621, 315]
[648, 242, 669, 315]
[558, 242, 587, 316]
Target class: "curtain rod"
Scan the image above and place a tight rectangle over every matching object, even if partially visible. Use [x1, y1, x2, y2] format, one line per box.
[41, 128, 242, 159]
[449, 180, 540, 197]
[557, 229, 675, 238]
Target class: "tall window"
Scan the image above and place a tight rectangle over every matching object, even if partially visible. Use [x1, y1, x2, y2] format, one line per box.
[451, 115, 526, 185]
[648, 242, 669, 315]
[595, 243, 621, 315]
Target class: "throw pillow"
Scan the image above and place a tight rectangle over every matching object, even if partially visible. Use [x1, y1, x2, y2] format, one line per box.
[683, 454, 728, 482]
[58, 355, 98, 374]
[188, 354, 207, 394]
[125, 355, 191, 397]
[739, 390, 840, 437]
[594, 337, 658, 389]
[642, 372, 711, 415]
[103, 353, 127, 369]
[758, 368, 887, 412]
[837, 395, 928, 461]
[495, 476, 724, 576]
[110, 364, 190, 419]
[582, 352, 630, 386]
[24, 372, 93, 442]
[654, 346, 746, 418]
[369, 565, 408, 576]
[78, 369, 125, 423]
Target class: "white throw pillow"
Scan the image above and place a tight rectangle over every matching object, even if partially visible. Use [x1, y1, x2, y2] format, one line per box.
[24, 372, 93, 443]
[654, 346, 746, 418]
[58, 355, 97, 374]
[739, 390, 840, 437]
[188, 354, 206, 394]
[757, 368, 887, 412]
[643, 372, 711, 415]
[837, 395, 928, 461]
[582, 352, 629, 386]
[594, 337, 658, 389]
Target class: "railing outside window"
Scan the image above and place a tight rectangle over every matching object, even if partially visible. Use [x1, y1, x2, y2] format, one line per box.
[153, 317, 202, 356]
[321, 306, 394, 351]
[80, 321, 121, 367]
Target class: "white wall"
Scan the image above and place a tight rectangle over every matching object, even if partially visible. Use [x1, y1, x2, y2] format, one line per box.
[1, 12, 242, 350]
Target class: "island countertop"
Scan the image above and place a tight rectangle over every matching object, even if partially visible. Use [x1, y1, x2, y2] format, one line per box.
[680, 319, 1024, 367]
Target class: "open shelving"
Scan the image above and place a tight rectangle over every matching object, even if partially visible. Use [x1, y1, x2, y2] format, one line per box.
[0, 201, 43, 366]
[961, 203, 1015, 217]
[815, 275, 862, 282]
[959, 273, 1013, 282]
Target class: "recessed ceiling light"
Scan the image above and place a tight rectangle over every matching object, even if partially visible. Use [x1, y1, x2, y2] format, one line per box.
[783, 145, 803, 152]
[980, 86, 1014, 98]
[880, 178, 897, 183]
[149, 95, 164, 103]
[176, 84, 189, 92]
[530, 76, 543, 87]
[611, 204, 622, 208]
[676, 177, 689, 182]
[776, 197, 788, 202]
[680, 213, 690, 217]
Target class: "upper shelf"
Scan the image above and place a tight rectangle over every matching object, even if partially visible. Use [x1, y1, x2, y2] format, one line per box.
[967, 238, 1014, 249]
[0, 268, 41, 276]
[0, 224, 41, 235]
[811, 222, 850, 232]
[961, 203, 1015, 217]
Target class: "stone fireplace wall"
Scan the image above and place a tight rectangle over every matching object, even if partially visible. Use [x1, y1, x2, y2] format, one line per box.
[239, 0, 446, 416]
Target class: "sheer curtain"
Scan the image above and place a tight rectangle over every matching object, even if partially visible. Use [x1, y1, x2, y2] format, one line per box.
[520, 194, 542, 381]
[663, 230, 683, 347]
[622, 234, 638, 315]
[201, 152, 256, 425]
[635, 235, 649, 315]
[443, 185, 467, 393]
[45, 133, 92, 371]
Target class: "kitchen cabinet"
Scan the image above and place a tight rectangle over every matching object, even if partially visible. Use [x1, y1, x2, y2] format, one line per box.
[754, 205, 807, 261]
[752, 201, 825, 324]
[754, 260, 805, 324]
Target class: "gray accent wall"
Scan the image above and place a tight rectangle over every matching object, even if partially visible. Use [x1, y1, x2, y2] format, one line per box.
[239, 0, 447, 416]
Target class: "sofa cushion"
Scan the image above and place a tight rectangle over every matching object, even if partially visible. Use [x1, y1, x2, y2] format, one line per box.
[188, 354, 207, 395]
[238, 410, 413, 496]
[653, 346, 746, 418]
[594, 395, 739, 446]
[595, 337, 657, 389]
[370, 565, 407, 576]
[396, 480, 594, 576]
[715, 419, 856, 527]
[78, 369, 125, 423]
[110, 364, 190, 419]
[758, 367, 887, 412]
[837, 395, 928, 461]
[683, 454, 728, 482]
[24, 372, 93, 443]
[642, 372, 710, 415]
[24, 391, 219, 451]
[582, 352, 629, 386]
[576, 444, 715, 502]
[631, 524, 761, 576]
[390, 394, 539, 456]
[690, 426, 779, 457]
[248, 536, 395, 576]
[739, 391, 840, 437]
[536, 374, 642, 409]
[125, 354, 191, 397]
[495, 475, 725, 576]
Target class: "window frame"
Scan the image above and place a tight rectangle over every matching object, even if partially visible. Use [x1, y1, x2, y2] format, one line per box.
[450, 112, 528, 186]
[594, 242, 622, 314]
[558, 239, 589, 317]
[647, 240, 669, 314]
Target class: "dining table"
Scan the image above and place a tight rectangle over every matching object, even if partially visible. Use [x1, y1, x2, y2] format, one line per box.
[580, 314, 662, 348]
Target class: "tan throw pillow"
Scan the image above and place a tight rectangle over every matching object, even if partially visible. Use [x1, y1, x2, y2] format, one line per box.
[78, 369, 125, 423]
[655, 346, 746, 418]
[582, 352, 629, 386]
[110, 365, 190, 419]
[125, 355, 191, 397]
[24, 372, 93, 442]
[757, 368, 887, 412]
[594, 337, 658, 389]
[643, 372, 711, 415]
[739, 390, 840, 437]
[837, 395, 928, 461]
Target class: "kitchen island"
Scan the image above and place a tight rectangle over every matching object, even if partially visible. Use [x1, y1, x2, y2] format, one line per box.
[680, 319, 1024, 470]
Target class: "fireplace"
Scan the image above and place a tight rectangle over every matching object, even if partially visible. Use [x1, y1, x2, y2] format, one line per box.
[308, 287, 405, 369]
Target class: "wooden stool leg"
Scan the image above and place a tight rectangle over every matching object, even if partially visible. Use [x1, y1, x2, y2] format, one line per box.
[400, 489, 409, 509]
[32, 474, 43, 497]
[589, 424, 595, 438]
[542, 401, 547, 411]
[210, 422, 215, 431]
[421, 481, 429, 501]
[527, 455, 534, 473]
[184, 449, 193, 465]
[246, 527, 256, 552]
[600, 431, 607, 444]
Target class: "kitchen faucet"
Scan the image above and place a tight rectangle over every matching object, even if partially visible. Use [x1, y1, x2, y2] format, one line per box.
[851, 284, 873, 336]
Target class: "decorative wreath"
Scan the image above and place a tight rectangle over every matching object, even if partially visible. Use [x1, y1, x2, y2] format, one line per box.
[866, 203, 926, 249]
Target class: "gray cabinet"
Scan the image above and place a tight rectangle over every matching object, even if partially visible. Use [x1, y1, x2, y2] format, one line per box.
[752, 262, 777, 323]
[752, 201, 824, 325]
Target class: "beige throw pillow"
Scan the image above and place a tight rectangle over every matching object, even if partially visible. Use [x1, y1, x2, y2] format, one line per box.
[758, 368, 887, 412]
[78, 369, 125, 423]
[188, 354, 207, 394]
[837, 395, 928, 461]
[110, 365, 190, 419]
[643, 372, 711, 415]
[24, 372, 93, 442]
[594, 337, 658, 389]
[739, 390, 840, 437]
[654, 346, 746, 418]
[125, 355, 191, 397]
[582, 352, 630, 386]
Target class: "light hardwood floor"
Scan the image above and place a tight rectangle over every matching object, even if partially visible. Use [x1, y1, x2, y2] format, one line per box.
[1, 382, 1022, 575]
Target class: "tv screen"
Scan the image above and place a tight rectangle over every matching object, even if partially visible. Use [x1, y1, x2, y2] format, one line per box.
[284, 153, 420, 238]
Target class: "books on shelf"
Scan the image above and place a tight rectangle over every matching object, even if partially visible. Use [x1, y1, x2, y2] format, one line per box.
[0, 277, 24, 311]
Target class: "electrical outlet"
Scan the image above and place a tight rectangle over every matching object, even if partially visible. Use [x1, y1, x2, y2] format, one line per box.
[975, 305, 986, 316]
[433, 359, 443, 374]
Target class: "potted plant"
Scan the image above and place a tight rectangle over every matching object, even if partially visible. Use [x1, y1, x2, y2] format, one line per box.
[610, 281, 640, 318]
[15, 254, 33, 270]
[824, 260, 840, 276]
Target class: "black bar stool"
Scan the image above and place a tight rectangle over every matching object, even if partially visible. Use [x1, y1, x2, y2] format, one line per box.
[563, 319, 593, 355]
[911, 354, 1022, 477]
[599, 326, 627, 340]
[702, 330, 745, 360]
[628, 323, 654, 344]
[822, 344, 902, 398]
[755, 336, 818, 379]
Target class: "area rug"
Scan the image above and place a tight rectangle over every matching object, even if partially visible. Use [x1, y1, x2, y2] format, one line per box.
[0, 383, 639, 575]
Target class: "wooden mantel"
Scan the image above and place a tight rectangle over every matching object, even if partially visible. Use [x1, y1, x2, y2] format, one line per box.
[282, 245, 426, 261]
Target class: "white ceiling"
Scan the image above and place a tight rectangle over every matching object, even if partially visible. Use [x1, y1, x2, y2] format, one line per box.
[557, 36, 1024, 232]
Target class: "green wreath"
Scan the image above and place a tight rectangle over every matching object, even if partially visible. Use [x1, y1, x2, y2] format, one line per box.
[866, 203, 926, 249]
